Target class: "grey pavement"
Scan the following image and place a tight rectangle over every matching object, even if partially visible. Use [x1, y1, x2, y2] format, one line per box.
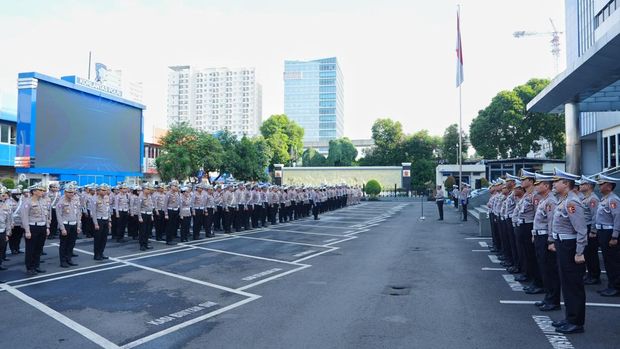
[0, 201, 618, 348]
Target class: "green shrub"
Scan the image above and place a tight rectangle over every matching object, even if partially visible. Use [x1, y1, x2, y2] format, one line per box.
[480, 177, 489, 188]
[444, 176, 455, 190]
[2, 178, 15, 189]
[365, 179, 381, 197]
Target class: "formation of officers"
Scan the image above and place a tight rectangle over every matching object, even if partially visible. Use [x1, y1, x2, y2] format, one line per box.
[486, 168, 620, 334]
[0, 180, 362, 279]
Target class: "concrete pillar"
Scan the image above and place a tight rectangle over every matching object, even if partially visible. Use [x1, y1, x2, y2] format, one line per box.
[565, 102, 581, 174]
[274, 164, 284, 186]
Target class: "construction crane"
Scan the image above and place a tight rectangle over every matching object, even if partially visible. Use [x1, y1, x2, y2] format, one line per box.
[513, 18, 563, 74]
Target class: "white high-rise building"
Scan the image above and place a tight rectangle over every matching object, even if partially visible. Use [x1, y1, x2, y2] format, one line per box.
[94, 64, 144, 103]
[167, 66, 262, 137]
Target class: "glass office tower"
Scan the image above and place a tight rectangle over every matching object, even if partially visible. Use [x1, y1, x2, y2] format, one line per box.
[284, 57, 344, 143]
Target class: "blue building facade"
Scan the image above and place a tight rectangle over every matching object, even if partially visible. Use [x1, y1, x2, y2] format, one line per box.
[0, 109, 16, 174]
[284, 57, 344, 143]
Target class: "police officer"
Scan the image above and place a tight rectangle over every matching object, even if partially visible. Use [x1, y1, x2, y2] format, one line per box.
[163, 181, 181, 245]
[90, 184, 111, 260]
[594, 174, 620, 297]
[56, 183, 81, 268]
[153, 184, 166, 241]
[114, 183, 131, 243]
[7, 188, 24, 255]
[459, 183, 470, 221]
[138, 183, 155, 251]
[435, 185, 445, 221]
[191, 184, 206, 240]
[222, 184, 235, 234]
[204, 184, 215, 237]
[21, 183, 49, 276]
[519, 170, 544, 294]
[179, 186, 192, 242]
[578, 176, 601, 285]
[549, 168, 587, 334]
[47, 183, 61, 239]
[0, 187, 12, 272]
[532, 174, 561, 311]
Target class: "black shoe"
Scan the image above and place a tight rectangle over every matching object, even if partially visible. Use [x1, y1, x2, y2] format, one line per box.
[35, 268, 46, 273]
[101, 255, 110, 260]
[146, 245, 154, 249]
[556, 324, 584, 334]
[514, 275, 529, 282]
[534, 300, 546, 307]
[181, 239, 188, 242]
[67, 261, 78, 266]
[539, 304, 561, 311]
[552, 320, 567, 328]
[0, 265, 7, 271]
[3, 257, 9, 262]
[500, 262, 512, 267]
[117, 239, 126, 243]
[39, 260, 46, 264]
[166, 242, 176, 245]
[508, 267, 520, 274]
[60, 262, 69, 268]
[140, 246, 147, 251]
[26, 269, 37, 276]
[599, 288, 620, 297]
[72, 253, 78, 257]
[583, 277, 601, 285]
[156, 238, 164, 241]
[525, 287, 544, 295]
[41, 252, 47, 256]
[94, 256, 103, 261]
[315, 218, 321, 220]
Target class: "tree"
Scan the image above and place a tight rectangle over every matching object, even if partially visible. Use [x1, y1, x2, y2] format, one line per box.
[196, 132, 224, 184]
[213, 130, 240, 182]
[365, 179, 381, 197]
[444, 176, 456, 190]
[2, 178, 15, 189]
[260, 114, 304, 167]
[441, 124, 469, 164]
[302, 148, 327, 167]
[156, 123, 202, 182]
[469, 79, 565, 159]
[327, 137, 358, 166]
[362, 118, 405, 165]
[410, 159, 435, 192]
[231, 136, 269, 181]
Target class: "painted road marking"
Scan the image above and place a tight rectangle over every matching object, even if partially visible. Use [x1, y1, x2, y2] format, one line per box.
[0, 284, 120, 349]
[481, 267, 505, 271]
[502, 274, 524, 291]
[531, 315, 575, 349]
[15, 265, 128, 289]
[323, 238, 339, 243]
[241, 268, 283, 281]
[285, 223, 352, 229]
[237, 265, 312, 291]
[293, 250, 318, 258]
[488, 255, 500, 264]
[465, 237, 492, 240]
[147, 301, 218, 326]
[472, 249, 489, 252]
[478, 241, 489, 248]
[501, 300, 620, 308]
[234, 235, 329, 248]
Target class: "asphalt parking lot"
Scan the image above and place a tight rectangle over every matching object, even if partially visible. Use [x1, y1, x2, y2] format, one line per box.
[0, 202, 406, 349]
[1, 201, 618, 349]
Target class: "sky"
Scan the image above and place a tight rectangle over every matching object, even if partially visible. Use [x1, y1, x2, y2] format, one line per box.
[0, 0, 565, 142]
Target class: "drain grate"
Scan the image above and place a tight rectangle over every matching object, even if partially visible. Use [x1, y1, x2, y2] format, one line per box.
[383, 285, 411, 296]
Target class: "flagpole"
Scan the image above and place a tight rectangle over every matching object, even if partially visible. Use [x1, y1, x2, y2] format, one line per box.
[459, 83, 463, 189]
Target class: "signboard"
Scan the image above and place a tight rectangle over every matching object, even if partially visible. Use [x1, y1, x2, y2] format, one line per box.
[274, 170, 283, 178]
[75, 76, 123, 97]
[402, 169, 411, 177]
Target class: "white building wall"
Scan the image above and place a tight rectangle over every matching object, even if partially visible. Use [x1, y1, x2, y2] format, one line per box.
[167, 66, 262, 137]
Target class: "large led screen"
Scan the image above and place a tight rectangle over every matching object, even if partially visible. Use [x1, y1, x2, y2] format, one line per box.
[33, 80, 141, 173]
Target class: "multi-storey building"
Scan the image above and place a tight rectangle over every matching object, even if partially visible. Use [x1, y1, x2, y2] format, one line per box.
[167, 66, 262, 137]
[529, 0, 620, 175]
[284, 57, 344, 143]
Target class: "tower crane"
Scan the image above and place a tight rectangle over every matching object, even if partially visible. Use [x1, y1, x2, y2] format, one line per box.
[513, 18, 563, 74]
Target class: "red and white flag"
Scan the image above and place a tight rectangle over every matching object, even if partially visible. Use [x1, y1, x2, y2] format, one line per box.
[456, 6, 464, 87]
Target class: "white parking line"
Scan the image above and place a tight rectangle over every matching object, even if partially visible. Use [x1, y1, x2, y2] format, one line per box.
[7, 261, 119, 286]
[292, 248, 338, 263]
[189, 245, 302, 265]
[481, 267, 505, 271]
[261, 228, 346, 237]
[531, 315, 575, 349]
[14, 265, 128, 289]
[502, 274, 524, 291]
[478, 241, 489, 247]
[0, 284, 120, 349]
[465, 237, 492, 240]
[233, 235, 331, 248]
[488, 255, 500, 264]
[284, 223, 352, 229]
[237, 265, 312, 291]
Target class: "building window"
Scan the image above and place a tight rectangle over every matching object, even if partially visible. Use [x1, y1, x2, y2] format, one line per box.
[612, 134, 617, 168]
[0, 124, 10, 144]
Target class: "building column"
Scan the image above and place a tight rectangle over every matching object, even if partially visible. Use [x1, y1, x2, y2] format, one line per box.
[565, 102, 581, 174]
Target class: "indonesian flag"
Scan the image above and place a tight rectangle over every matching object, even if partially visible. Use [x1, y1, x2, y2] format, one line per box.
[456, 7, 464, 87]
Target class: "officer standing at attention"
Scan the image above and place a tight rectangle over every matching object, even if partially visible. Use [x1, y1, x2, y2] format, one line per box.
[594, 174, 620, 297]
[179, 186, 192, 242]
[191, 184, 206, 240]
[452, 185, 459, 209]
[519, 170, 544, 295]
[0, 187, 12, 274]
[460, 183, 470, 221]
[138, 183, 155, 251]
[532, 174, 561, 311]
[204, 185, 215, 237]
[114, 184, 130, 243]
[549, 168, 587, 334]
[21, 183, 49, 276]
[55, 183, 81, 268]
[578, 176, 601, 285]
[47, 183, 61, 240]
[90, 184, 111, 260]
[7, 188, 24, 255]
[163, 181, 181, 245]
[435, 185, 445, 221]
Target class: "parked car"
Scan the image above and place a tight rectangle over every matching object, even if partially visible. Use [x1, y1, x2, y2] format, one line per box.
[469, 188, 489, 198]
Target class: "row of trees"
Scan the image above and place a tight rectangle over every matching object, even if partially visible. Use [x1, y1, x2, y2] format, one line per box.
[301, 138, 358, 167]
